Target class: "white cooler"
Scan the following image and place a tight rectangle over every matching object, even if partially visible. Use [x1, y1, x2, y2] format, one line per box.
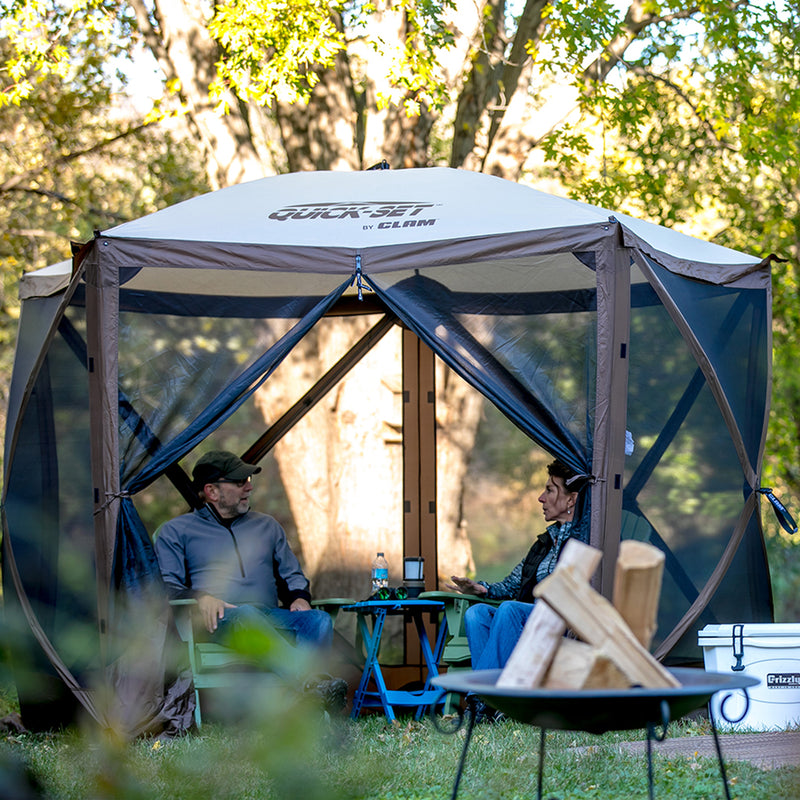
[697, 623, 800, 730]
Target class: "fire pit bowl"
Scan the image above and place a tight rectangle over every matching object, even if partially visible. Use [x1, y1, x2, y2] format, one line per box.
[432, 667, 759, 733]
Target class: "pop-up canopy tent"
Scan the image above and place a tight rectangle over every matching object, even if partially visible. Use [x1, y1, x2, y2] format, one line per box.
[3, 167, 789, 733]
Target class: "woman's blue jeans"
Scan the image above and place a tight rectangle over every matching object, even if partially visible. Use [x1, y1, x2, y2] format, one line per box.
[464, 600, 536, 670]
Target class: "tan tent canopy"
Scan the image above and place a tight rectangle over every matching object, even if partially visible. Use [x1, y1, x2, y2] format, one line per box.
[3, 168, 778, 733]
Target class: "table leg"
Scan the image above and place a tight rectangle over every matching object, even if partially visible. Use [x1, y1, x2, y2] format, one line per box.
[431, 607, 448, 665]
[351, 609, 395, 721]
[413, 611, 445, 719]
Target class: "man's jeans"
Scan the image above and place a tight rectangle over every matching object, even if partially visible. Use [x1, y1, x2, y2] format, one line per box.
[214, 604, 333, 651]
[464, 600, 535, 670]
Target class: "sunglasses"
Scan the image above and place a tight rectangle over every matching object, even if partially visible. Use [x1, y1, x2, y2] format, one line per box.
[215, 478, 252, 488]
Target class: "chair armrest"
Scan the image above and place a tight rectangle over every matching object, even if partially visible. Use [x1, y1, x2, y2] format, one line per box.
[312, 597, 357, 624]
[418, 590, 500, 606]
[168, 598, 199, 645]
[312, 597, 356, 607]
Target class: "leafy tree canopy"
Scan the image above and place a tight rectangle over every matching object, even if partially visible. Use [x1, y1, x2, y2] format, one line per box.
[2, 0, 799, 551]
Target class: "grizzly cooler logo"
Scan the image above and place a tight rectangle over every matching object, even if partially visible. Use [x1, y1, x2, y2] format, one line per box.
[268, 201, 438, 230]
[766, 673, 800, 689]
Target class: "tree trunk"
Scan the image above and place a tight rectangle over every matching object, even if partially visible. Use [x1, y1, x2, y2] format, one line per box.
[252, 320, 481, 600]
[136, 0, 504, 600]
[133, 0, 265, 189]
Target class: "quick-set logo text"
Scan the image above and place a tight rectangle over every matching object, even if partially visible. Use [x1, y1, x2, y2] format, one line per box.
[268, 201, 438, 231]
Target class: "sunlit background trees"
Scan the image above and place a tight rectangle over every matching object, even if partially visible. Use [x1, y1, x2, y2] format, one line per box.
[2, 0, 798, 617]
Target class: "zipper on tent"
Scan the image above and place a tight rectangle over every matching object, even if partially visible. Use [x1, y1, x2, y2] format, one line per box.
[355, 254, 364, 300]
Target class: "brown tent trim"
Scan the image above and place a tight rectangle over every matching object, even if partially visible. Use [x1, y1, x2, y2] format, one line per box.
[85, 249, 121, 673]
[591, 238, 632, 598]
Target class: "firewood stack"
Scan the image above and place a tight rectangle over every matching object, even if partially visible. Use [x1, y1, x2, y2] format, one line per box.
[496, 539, 680, 691]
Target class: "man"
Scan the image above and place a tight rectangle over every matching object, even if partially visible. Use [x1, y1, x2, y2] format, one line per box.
[447, 459, 589, 673]
[155, 449, 334, 655]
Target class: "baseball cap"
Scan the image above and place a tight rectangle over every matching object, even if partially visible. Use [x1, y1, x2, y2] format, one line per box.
[192, 450, 261, 488]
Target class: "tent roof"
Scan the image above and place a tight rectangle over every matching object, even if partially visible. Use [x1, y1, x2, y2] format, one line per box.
[100, 168, 760, 272]
[19, 260, 72, 300]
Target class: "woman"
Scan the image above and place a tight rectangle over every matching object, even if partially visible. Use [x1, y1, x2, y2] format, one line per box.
[447, 459, 589, 672]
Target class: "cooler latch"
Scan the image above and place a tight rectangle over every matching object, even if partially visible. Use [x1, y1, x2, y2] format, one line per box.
[731, 623, 745, 671]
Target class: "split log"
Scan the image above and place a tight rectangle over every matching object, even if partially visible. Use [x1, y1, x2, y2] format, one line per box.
[612, 540, 665, 649]
[534, 565, 680, 688]
[496, 540, 602, 689]
[543, 638, 630, 690]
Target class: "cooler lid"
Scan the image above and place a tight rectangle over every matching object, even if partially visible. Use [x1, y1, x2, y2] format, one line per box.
[698, 623, 800, 642]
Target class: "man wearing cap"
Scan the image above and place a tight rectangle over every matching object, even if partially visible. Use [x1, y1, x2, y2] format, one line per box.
[155, 450, 333, 650]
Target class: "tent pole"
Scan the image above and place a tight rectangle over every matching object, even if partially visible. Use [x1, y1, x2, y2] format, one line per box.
[402, 328, 438, 670]
[84, 243, 121, 684]
[591, 232, 631, 598]
[242, 312, 397, 463]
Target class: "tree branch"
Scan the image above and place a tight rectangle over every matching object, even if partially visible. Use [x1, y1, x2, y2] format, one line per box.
[128, 0, 175, 81]
[619, 58, 738, 152]
[451, 0, 549, 169]
[581, 0, 751, 84]
[580, 0, 663, 85]
[2, 186, 130, 224]
[481, 0, 549, 158]
[0, 122, 154, 194]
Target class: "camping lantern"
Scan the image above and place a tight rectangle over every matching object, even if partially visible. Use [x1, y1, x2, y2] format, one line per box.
[403, 557, 425, 597]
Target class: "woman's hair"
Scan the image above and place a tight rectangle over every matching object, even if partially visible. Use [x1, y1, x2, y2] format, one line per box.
[546, 459, 590, 493]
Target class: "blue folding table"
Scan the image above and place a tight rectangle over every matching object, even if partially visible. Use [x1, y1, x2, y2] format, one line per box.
[343, 598, 447, 721]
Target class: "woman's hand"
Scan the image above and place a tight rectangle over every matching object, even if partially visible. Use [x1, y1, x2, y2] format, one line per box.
[445, 575, 488, 597]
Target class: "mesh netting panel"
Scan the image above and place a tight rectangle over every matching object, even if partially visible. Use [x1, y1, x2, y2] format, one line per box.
[624, 277, 771, 663]
[118, 310, 296, 484]
[3, 302, 97, 724]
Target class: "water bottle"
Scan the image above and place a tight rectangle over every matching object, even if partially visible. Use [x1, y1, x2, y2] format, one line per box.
[371, 552, 389, 594]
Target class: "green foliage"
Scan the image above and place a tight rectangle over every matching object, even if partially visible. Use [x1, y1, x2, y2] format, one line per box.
[537, 0, 626, 72]
[765, 520, 800, 621]
[208, 0, 348, 110]
[0, 0, 136, 106]
[539, 3, 800, 510]
[372, 0, 457, 113]
[0, 1, 210, 480]
[207, 0, 457, 114]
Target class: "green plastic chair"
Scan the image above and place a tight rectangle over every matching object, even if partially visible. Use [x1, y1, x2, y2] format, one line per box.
[169, 597, 355, 727]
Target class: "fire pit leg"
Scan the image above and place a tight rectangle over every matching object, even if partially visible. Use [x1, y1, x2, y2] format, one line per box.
[645, 700, 670, 800]
[536, 727, 547, 800]
[709, 685, 752, 800]
[448, 695, 479, 800]
[709, 718, 732, 800]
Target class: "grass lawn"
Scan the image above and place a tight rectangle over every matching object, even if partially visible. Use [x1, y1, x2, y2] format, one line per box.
[2, 706, 798, 800]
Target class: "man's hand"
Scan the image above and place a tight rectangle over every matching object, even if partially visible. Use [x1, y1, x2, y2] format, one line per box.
[445, 575, 489, 597]
[289, 597, 312, 612]
[197, 594, 237, 633]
